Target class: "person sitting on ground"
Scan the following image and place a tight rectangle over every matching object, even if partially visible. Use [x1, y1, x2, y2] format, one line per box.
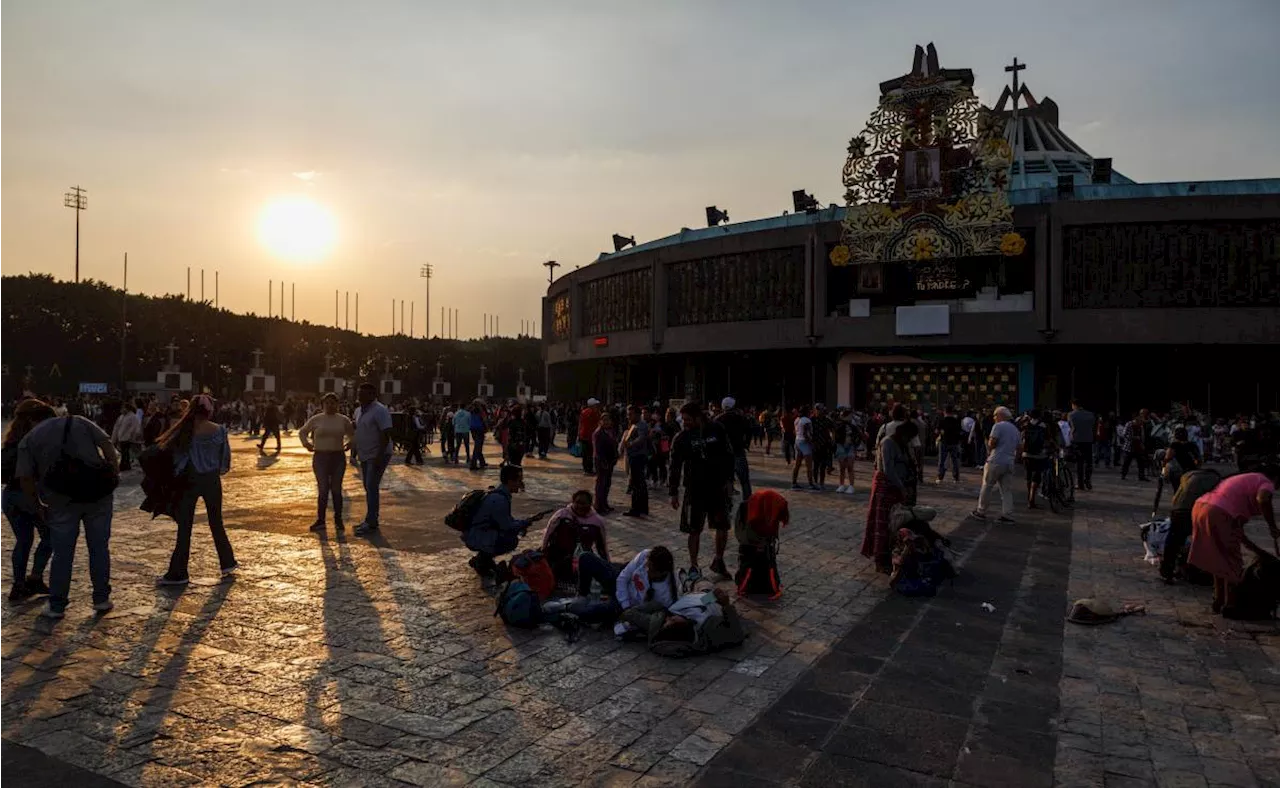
[542, 490, 613, 596]
[613, 545, 679, 638]
[464, 464, 548, 578]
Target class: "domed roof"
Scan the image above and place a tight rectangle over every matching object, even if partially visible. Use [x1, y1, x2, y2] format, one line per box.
[994, 74, 1134, 188]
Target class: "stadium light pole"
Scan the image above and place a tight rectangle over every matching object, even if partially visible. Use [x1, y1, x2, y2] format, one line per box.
[420, 264, 433, 338]
[543, 260, 559, 284]
[63, 186, 87, 283]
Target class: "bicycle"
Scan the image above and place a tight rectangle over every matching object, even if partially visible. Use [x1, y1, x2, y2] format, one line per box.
[1047, 454, 1075, 513]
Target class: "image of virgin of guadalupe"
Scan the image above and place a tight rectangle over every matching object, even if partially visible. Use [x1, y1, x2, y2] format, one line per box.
[904, 149, 941, 191]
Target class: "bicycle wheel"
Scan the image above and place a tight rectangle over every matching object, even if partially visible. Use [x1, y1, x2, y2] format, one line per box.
[1060, 465, 1075, 506]
[1047, 473, 1062, 513]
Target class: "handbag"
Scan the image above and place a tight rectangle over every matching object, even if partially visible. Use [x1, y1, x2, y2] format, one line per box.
[44, 417, 119, 503]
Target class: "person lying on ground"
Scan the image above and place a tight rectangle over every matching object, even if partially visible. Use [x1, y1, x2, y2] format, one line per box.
[613, 546, 679, 638]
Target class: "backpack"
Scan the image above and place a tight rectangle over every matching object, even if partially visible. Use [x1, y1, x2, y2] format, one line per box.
[509, 550, 556, 601]
[495, 580, 543, 628]
[444, 489, 489, 531]
[44, 417, 119, 503]
[735, 540, 782, 599]
[1023, 423, 1047, 457]
[890, 527, 955, 597]
[1225, 549, 1280, 621]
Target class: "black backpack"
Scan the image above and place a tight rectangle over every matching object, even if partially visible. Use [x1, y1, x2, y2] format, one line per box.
[444, 488, 489, 531]
[44, 417, 119, 503]
[1023, 423, 1047, 457]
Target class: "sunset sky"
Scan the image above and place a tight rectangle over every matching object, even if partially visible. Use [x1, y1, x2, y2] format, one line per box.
[4, 1, 1278, 338]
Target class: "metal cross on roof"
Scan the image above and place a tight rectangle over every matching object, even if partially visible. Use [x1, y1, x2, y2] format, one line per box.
[1005, 57, 1027, 114]
[251, 348, 264, 369]
[164, 340, 179, 367]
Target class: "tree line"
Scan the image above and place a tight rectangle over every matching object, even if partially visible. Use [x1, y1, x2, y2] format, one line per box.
[2, 275, 544, 400]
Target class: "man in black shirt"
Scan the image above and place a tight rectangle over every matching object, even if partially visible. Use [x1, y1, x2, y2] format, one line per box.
[669, 400, 735, 582]
[936, 405, 963, 483]
[714, 396, 753, 499]
[258, 398, 282, 453]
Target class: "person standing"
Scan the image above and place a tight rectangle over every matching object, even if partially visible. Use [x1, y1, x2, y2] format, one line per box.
[111, 404, 143, 472]
[578, 398, 602, 475]
[1120, 411, 1149, 481]
[451, 404, 471, 465]
[3, 400, 56, 602]
[258, 398, 282, 453]
[299, 393, 355, 532]
[592, 412, 620, 515]
[1020, 410, 1052, 509]
[403, 406, 425, 465]
[668, 401, 735, 582]
[972, 406, 1019, 523]
[862, 420, 919, 573]
[935, 405, 963, 483]
[782, 407, 797, 466]
[17, 408, 119, 618]
[715, 397, 753, 499]
[622, 405, 651, 517]
[156, 395, 237, 585]
[536, 405, 554, 460]
[468, 402, 489, 470]
[354, 383, 393, 536]
[791, 406, 816, 490]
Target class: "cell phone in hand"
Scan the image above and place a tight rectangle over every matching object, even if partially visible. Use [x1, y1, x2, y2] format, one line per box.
[528, 508, 556, 522]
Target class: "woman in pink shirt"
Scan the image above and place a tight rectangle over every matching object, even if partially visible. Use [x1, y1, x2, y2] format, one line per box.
[1188, 467, 1280, 614]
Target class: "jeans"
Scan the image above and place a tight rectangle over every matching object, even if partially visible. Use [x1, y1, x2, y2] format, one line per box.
[1073, 442, 1093, 487]
[360, 454, 391, 526]
[576, 552, 619, 597]
[3, 486, 51, 583]
[976, 462, 1014, 517]
[470, 430, 487, 468]
[536, 427, 552, 457]
[169, 471, 236, 578]
[47, 495, 113, 612]
[733, 454, 752, 499]
[118, 441, 134, 472]
[313, 450, 346, 521]
[406, 433, 423, 464]
[453, 432, 470, 464]
[507, 444, 526, 468]
[628, 455, 649, 514]
[259, 425, 281, 451]
[595, 461, 615, 512]
[1094, 441, 1112, 468]
[936, 443, 961, 481]
[782, 435, 795, 464]
[581, 438, 595, 474]
[1121, 450, 1148, 480]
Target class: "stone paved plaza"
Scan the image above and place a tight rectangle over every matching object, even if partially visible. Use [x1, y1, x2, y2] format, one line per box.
[3, 435, 1279, 787]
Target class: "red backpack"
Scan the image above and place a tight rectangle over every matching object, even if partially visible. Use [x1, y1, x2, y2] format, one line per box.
[509, 550, 555, 601]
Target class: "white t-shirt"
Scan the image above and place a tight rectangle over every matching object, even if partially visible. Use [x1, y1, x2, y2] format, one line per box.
[794, 416, 813, 443]
[961, 415, 975, 436]
[988, 420, 1021, 467]
[1058, 420, 1071, 447]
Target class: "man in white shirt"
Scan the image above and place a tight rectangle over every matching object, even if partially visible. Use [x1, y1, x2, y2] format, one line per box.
[452, 405, 473, 465]
[353, 383, 393, 536]
[973, 406, 1019, 522]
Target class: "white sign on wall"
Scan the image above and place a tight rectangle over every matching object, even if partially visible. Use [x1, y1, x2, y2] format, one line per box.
[895, 305, 950, 337]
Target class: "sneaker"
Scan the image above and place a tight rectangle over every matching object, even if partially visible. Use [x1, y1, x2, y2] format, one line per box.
[24, 576, 50, 596]
[622, 511, 644, 517]
[39, 603, 65, 619]
[354, 522, 378, 536]
[156, 574, 190, 587]
[791, 483, 803, 490]
[997, 515, 1016, 524]
[685, 566, 703, 587]
[309, 520, 326, 532]
[809, 484, 821, 491]
[8, 583, 32, 603]
[845, 486, 857, 495]
[334, 518, 345, 531]
[220, 563, 240, 577]
[709, 557, 729, 579]
[970, 510, 987, 520]
[93, 600, 114, 613]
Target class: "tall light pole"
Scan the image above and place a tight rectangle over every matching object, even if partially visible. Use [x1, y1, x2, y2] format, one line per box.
[543, 260, 560, 284]
[420, 264, 433, 338]
[64, 186, 87, 283]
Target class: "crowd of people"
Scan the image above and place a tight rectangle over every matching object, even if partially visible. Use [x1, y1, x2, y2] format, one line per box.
[5, 382, 1279, 626]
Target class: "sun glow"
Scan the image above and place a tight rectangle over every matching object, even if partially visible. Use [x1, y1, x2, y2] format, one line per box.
[257, 196, 337, 260]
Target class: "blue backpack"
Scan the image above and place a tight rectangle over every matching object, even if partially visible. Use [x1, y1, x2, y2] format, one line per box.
[496, 580, 543, 628]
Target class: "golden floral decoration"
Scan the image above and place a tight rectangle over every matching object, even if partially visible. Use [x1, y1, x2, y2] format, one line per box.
[1000, 231, 1026, 256]
[829, 245, 851, 267]
[911, 234, 935, 261]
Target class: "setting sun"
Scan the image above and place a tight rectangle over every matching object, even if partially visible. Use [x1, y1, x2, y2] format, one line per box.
[257, 196, 337, 260]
